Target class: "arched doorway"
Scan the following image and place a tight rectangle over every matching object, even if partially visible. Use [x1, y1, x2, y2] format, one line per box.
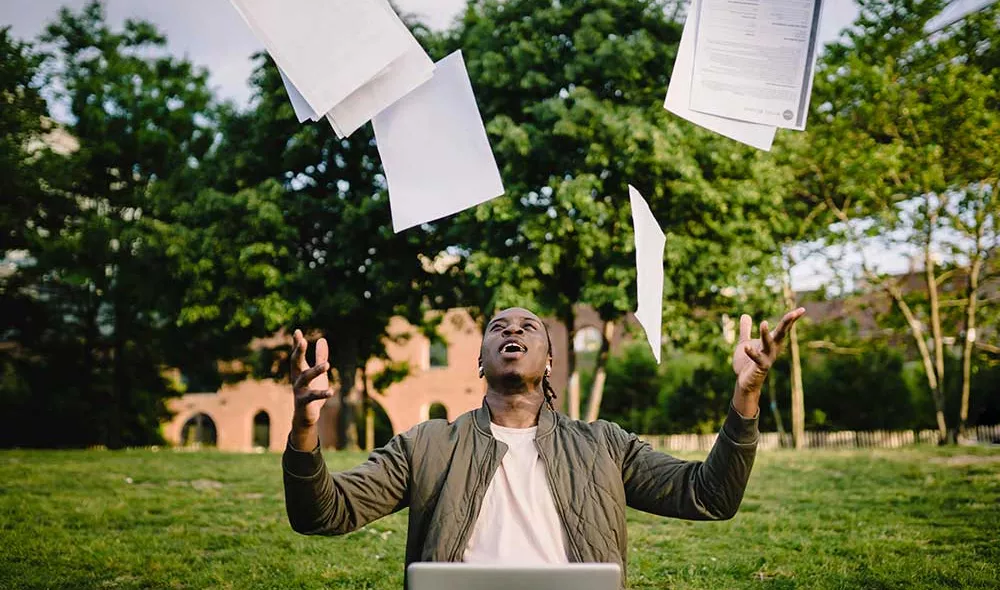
[181, 413, 217, 447]
[428, 402, 448, 420]
[252, 411, 270, 449]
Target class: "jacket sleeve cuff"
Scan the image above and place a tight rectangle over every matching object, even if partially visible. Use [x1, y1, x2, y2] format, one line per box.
[282, 435, 326, 478]
[722, 404, 759, 445]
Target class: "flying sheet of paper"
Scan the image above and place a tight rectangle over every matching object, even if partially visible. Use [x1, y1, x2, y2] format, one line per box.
[276, 0, 436, 136]
[373, 51, 505, 233]
[924, 0, 997, 33]
[688, 0, 823, 130]
[279, 67, 322, 123]
[663, 0, 776, 151]
[326, 45, 435, 138]
[628, 185, 666, 364]
[229, 0, 411, 116]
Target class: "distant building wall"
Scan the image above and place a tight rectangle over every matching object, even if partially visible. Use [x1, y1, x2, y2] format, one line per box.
[366, 308, 485, 436]
[163, 379, 293, 452]
[161, 306, 639, 451]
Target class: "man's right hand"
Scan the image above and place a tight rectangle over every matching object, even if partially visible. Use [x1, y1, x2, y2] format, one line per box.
[289, 329, 333, 449]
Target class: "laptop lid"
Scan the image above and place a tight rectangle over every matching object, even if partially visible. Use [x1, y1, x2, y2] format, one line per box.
[407, 563, 621, 590]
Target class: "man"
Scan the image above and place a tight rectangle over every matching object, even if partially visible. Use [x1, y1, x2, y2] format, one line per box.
[283, 306, 805, 585]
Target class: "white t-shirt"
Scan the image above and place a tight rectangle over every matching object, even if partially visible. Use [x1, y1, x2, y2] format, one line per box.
[462, 423, 570, 564]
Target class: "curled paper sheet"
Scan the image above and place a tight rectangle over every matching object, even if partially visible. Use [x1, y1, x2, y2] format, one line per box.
[688, 0, 823, 131]
[271, 0, 434, 137]
[229, 0, 411, 115]
[663, 0, 776, 151]
[628, 185, 666, 364]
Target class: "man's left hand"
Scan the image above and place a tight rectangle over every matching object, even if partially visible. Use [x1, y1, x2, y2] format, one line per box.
[731, 307, 806, 417]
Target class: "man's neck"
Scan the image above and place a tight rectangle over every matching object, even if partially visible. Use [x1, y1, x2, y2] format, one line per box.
[485, 388, 545, 429]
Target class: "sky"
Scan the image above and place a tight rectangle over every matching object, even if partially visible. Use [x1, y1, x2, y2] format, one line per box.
[1, 1, 952, 291]
[1, 0, 861, 109]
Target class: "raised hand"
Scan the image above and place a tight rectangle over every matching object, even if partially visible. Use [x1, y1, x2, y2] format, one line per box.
[731, 308, 806, 415]
[290, 329, 334, 429]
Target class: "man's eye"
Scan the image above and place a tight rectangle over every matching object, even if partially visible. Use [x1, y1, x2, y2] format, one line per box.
[525, 324, 537, 331]
[491, 324, 504, 331]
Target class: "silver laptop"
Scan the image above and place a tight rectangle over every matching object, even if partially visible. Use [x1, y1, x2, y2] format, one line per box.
[407, 563, 621, 590]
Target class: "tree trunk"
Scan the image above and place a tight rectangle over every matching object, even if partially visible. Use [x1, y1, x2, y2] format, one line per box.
[766, 370, 789, 447]
[886, 282, 947, 442]
[923, 237, 949, 442]
[561, 307, 580, 420]
[362, 366, 375, 451]
[959, 256, 983, 436]
[567, 373, 580, 419]
[584, 320, 616, 423]
[335, 357, 360, 451]
[788, 323, 805, 449]
[782, 267, 805, 449]
[109, 259, 128, 450]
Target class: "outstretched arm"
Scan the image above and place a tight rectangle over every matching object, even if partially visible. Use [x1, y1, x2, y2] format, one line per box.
[618, 308, 805, 520]
[283, 431, 411, 535]
[282, 329, 410, 535]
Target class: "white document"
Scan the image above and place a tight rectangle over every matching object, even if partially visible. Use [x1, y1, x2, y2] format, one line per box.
[689, 0, 824, 130]
[628, 185, 666, 364]
[326, 45, 435, 138]
[924, 0, 997, 33]
[272, 0, 435, 137]
[664, 0, 776, 151]
[279, 67, 322, 123]
[229, 0, 411, 116]
[373, 51, 505, 233]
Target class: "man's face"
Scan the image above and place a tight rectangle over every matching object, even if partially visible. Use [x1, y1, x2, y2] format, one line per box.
[480, 307, 550, 387]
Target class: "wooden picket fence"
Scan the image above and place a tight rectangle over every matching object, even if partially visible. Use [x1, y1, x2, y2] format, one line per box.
[641, 423, 1000, 452]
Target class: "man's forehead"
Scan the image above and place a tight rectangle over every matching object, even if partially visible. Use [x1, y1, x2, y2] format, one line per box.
[488, 307, 541, 325]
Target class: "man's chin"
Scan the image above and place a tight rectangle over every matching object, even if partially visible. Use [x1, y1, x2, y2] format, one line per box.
[492, 371, 534, 391]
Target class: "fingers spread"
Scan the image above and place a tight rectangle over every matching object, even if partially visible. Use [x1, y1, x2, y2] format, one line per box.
[760, 320, 774, 354]
[739, 314, 752, 343]
[291, 329, 309, 373]
[745, 343, 767, 368]
[294, 361, 329, 390]
[316, 337, 329, 367]
[773, 307, 806, 343]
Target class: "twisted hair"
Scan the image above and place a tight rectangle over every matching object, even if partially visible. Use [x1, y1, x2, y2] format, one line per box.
[478, 314, 559, 412]
[542, 324, 557, 412]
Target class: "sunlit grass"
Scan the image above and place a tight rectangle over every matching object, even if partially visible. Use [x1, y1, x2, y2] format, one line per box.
[1, 445, 998, 588]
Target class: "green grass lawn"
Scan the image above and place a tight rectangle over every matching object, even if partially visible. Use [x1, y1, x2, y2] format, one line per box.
[1, 445, 998, 589]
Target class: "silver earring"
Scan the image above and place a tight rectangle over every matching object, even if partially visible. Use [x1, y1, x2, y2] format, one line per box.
[478, 366, 484, 378]
[545, 365, 551, 377]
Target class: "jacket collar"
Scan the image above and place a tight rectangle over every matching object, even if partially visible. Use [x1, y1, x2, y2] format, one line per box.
[474, 396, 558, 438]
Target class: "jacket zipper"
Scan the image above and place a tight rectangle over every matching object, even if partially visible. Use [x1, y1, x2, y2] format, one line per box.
[535, 440, 583, 562]
[449, 439, 495, 561]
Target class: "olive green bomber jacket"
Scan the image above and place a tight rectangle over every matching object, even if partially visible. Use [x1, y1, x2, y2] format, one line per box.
[282, 400, 759, 586]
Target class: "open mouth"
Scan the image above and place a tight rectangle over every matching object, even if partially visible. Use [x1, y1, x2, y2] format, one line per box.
[499, 340, 527, 355]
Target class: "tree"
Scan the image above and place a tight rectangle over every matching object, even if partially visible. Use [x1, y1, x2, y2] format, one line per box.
[791, 0, 1000, 442]
[0, 28, 56, 445]
[1, 2, 218, 447]
[0, 28, 49, 253]
[446, 0, 792, 421]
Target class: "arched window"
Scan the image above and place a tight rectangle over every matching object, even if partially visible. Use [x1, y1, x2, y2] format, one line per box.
[429, 339, 448, 368]
[428, 402, 448, 421]
[574, 326, 603, 353]
[181, 413, 217, 447]
[253, 411, 270, 449]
